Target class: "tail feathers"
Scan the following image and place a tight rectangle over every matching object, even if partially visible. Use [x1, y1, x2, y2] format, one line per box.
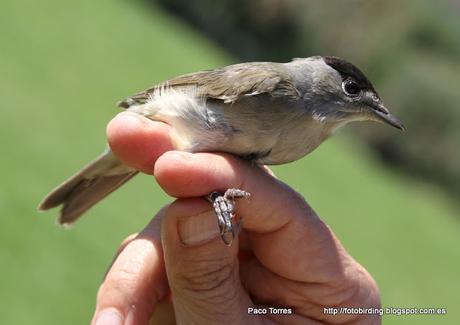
[38, 150, 138, 225]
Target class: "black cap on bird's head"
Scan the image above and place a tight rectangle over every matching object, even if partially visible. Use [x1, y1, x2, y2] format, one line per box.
[324, 56, 376, 94]
[322, 56, 405, 131]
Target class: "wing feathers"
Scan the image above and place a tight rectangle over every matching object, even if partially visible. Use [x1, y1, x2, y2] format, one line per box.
[118, 62, 299, 108]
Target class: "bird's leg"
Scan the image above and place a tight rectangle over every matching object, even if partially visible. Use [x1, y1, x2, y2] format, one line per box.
[206, 188, 250, 246]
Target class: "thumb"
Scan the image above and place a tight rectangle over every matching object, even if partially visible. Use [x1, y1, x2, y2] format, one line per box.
[161, 198, 259, 324]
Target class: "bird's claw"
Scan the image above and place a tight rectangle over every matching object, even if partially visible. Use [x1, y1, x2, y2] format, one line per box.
[207, 188, 250, 246]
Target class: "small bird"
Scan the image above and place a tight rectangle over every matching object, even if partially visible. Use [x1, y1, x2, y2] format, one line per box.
[39, 56, 405, 245]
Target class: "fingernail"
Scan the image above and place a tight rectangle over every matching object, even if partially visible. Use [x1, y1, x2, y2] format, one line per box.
[94, 308, 123, 325]
[178, 210, 219, 245]
[118, 112, 151, 127]
[166, 150, 193, 161]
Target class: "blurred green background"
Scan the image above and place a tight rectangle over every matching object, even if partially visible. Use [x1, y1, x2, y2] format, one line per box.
[0, 0, 459, 324]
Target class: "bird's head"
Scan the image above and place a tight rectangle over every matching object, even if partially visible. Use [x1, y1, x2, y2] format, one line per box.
[297, 56, 405, 131]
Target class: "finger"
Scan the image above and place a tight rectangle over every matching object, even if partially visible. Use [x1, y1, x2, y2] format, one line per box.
[161, 198, 264, 325]
[154, 151, 348, 284]
[100, 233, 138, 280]
[106, 112, 173, 174]
[92, 211, 169, 325]
[243, 258, 381, 324]
[154, 151, 313, 233]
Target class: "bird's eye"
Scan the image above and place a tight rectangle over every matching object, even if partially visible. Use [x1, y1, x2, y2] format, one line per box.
[342, 79, 361, 97]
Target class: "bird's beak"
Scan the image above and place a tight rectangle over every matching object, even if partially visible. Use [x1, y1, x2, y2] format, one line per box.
[368, 101, 406, 131]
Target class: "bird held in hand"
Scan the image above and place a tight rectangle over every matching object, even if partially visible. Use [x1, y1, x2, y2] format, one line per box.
[39, 56, 405, 245]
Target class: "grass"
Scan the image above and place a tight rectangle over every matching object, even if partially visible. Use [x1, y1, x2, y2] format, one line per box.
[0, 0, 459, 324]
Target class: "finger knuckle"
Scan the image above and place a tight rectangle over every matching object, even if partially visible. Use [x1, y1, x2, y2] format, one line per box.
[171, 256, 236, 299]
[105, 267, 139, 293]
[281, 182, 312, 211]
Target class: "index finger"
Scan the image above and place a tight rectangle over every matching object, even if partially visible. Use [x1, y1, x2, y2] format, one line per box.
[154, 151, 349, 284]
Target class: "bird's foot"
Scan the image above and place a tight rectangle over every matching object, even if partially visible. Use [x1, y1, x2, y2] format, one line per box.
[206, 188, 250, 246]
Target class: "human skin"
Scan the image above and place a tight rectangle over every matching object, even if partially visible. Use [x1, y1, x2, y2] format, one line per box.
[91, 111, 381, 325]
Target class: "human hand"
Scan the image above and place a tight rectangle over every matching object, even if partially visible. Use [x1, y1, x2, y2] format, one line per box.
[91, 112, 381, 325]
